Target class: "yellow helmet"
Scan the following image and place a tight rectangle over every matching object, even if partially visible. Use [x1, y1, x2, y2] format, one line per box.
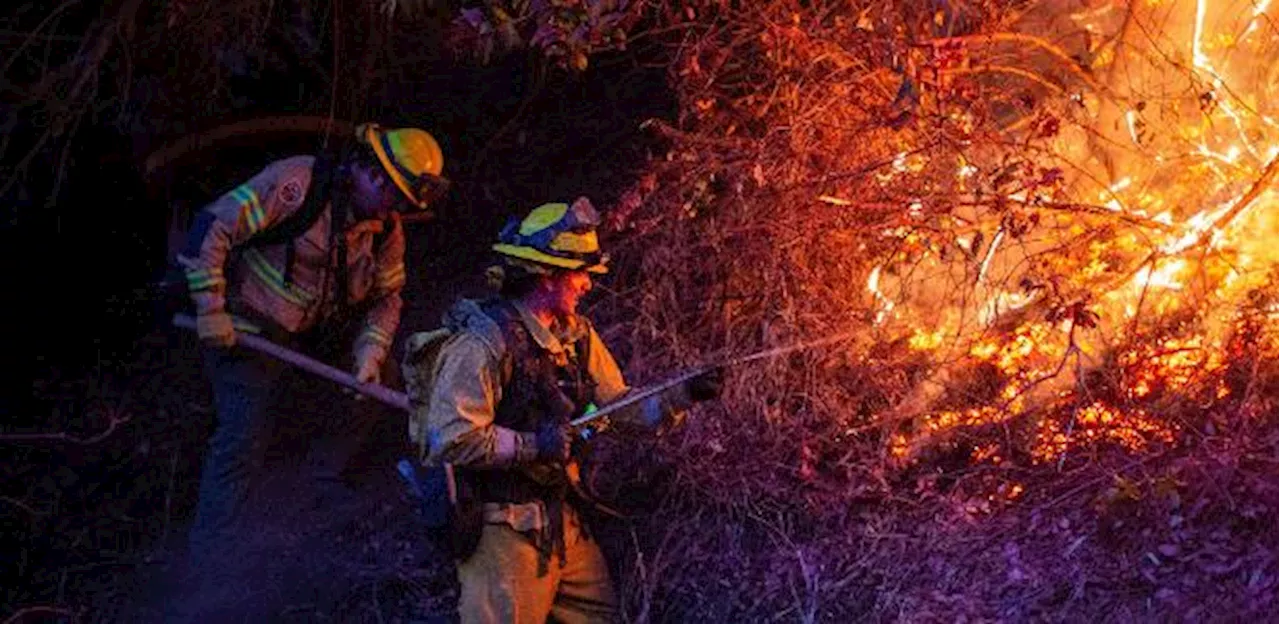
[357, 122, 447, 209]
[492, 197, 609, 274]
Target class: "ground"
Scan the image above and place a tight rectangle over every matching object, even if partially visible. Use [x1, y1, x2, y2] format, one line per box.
[75, 323, 466, 623]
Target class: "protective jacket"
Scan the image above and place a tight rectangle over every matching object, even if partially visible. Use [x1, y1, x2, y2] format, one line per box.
[424, 297, 693, 572]
[425, 298, 691, 468]
[178, 155, 406, 367]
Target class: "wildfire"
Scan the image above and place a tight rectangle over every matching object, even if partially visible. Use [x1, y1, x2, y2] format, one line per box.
[1118, 336, 1227, 400]
[1032, 402, 1178, 465]
[870, 0, 1277, 472]
[908, 327, 946, 351]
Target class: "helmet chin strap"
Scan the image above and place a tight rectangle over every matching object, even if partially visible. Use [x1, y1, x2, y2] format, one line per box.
[515, 281, 569, 328]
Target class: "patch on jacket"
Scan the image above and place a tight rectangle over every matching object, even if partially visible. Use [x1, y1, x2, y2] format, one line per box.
[278, 177, 306, 208]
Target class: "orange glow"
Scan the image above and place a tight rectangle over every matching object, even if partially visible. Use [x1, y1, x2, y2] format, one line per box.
[873, 0, 1276, 469]
[1032, 402, 1178, 464]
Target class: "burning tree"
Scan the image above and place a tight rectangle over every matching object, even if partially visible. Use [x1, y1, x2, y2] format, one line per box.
[587, 0, 1279, 619]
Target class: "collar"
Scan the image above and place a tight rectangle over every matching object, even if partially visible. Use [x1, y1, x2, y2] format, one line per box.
[345, 218, 386, 236]
[510, 300, 588, 356]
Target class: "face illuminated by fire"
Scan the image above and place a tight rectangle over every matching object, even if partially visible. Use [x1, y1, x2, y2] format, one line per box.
[536, 269, 593, 321]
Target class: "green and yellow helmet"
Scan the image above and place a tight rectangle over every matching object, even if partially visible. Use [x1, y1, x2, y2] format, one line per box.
[492, 197, 609, 274]
[356, 122, 448, 209]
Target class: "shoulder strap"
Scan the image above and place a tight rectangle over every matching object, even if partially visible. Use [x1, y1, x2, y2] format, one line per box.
[243, 155, 335, 248]
[243, 154, 337, 286]
[478, 298, 531, 388]
[374, 213, 399, 249]
[573, 317, 595, 404]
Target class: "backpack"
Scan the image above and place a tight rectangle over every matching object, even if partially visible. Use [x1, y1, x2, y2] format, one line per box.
[399, 325, 485, 558]
[401, 326, 455, 464]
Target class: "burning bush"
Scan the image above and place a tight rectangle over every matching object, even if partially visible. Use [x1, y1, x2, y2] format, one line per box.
[586, 0, 1279, 619]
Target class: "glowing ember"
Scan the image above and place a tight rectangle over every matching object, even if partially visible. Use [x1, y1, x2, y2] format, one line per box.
[1032, 402, 1178, 464]
[908, 328, 946, 351]
[971, 442, 1003, 464]
[1117, 336, 1227, 399]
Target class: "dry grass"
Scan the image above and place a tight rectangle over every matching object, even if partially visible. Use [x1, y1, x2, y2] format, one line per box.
[580, 0, 1279, 620]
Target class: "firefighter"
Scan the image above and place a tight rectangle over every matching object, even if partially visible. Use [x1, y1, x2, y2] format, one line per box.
[177, 122, 447, 566]
[421, 197, 722, 623]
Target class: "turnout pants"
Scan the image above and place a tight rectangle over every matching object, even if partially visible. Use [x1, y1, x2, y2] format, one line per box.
[458, 505, 618, 624]
[186, 317, 402, 564]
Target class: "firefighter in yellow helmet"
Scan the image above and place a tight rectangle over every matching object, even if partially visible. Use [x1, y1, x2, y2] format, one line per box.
[175, 123, 447, 580]
[413, 197, 723, 623]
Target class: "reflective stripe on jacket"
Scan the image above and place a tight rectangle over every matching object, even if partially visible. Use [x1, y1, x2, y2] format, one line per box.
[177, 155, 406, 367]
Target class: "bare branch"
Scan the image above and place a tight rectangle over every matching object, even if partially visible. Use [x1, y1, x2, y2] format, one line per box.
[3, 606, 77, 624]
[0, 496, 43, 516]
[0, 412, 129, 445]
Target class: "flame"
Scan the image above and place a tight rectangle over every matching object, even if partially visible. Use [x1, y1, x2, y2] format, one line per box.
[1132, 259, 1188, 291]
[1243, 0, 1274, 37]
[1032, 402, 1178, 464]
[866, 265, 896, 324]
[908, 327, 947, 351]
[1118, 336, 1227, 399]
[873, 0, 1277, 470]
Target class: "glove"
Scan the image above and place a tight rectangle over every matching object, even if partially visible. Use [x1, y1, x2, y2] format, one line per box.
[534, 421, 573, 463]
[196, 311, 236, 348]
[346, 346, 382, 402]
[685, 366, 724, 402]
[354, 350, 382, 386]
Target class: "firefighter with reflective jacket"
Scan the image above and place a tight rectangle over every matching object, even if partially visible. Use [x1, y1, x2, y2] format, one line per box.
[176, 123, 448, 565]
[419, 197, 722, 623]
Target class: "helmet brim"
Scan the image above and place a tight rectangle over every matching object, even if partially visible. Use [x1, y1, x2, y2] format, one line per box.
[492, 243, 608, 274]
[365, 124, 429, 209]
